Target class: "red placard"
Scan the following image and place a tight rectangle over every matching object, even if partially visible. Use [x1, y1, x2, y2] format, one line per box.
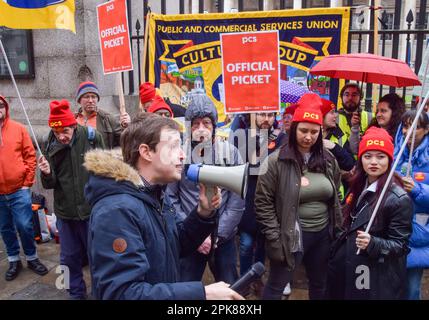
[221, 31, 280, 114]
[96, 0, 133, 74]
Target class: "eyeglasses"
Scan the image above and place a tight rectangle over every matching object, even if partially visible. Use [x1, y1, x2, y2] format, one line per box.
[256, 113, 275, 118]
[343, 92, 360, 98]
[81, 94, 98, 101]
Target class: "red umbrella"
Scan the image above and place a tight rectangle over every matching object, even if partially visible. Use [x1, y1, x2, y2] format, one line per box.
[310, 53, 421, 87]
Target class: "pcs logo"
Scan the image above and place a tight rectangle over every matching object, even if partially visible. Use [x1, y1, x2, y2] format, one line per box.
[5, 1, 65, 9]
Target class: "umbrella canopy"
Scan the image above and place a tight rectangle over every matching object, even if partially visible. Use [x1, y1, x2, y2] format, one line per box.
[310, 53, 421, 88]
[280, 80, 309, 103]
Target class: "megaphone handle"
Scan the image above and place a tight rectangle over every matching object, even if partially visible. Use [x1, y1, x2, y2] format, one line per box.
[204, 184, 216, 203]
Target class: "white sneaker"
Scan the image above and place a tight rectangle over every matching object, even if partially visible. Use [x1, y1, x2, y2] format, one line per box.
[283, 283, 291, 295]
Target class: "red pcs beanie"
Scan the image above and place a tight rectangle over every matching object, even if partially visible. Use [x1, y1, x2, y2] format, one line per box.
[147, 96, 174, 117]
[49, 100, 77, 128]
[284, 104, 298, 116]
[320, 98, 336, 117]
[292, 93, 323, 126]
[139, 82, 156, 104]
[358, 127, 394, 161]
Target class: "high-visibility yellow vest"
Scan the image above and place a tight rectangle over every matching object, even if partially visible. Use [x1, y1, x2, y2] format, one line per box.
[338, 110, 373, 140]
[328, 131, 348, 148]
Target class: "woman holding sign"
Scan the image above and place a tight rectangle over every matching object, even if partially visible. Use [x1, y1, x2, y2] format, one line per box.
[328, 127, 413, 300]
[255, 93, 343, 300]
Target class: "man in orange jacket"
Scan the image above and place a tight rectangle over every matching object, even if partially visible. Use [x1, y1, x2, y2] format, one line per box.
[0, 95, 48, 281]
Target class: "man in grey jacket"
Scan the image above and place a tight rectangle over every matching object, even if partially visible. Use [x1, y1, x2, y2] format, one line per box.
[166, 94, 244, 285]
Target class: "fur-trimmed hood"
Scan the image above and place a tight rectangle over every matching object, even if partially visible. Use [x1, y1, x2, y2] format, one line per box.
[84, 149, 143, 187]
[84, 149, 154, 208]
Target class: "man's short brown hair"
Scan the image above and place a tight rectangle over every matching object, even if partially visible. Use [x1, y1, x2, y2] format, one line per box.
[340, 83, 363, 99]
[120, 113, 180, 168]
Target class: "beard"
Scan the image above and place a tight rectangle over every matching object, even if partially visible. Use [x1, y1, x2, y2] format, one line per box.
[257, 121, 272, 130]
[342, 101, 359, 113]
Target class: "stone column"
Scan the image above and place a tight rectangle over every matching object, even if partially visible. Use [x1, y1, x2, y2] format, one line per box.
[330, 0, 342, 7]
[399, 0, 416, 61]
[293, 0, 302, 9]
[191, 0, 199, 13]
[224, 0, 238, 12]
[264, 0, 275, 11]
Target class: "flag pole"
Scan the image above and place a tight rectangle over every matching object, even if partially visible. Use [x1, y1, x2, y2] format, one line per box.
[141, 12, 151, 84]
[139, 12, 151, 112]
[0, 37, 42, 155]
[116, 73, 126, 115]
[372, 1, 380, 113]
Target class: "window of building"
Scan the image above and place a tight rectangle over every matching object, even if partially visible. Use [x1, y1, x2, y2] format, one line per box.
[417, 11, 429, 29]
[0, 28, 35, 79]
[351, 11, 366, 30]
[242, 0, 259, 11]
[352, 0, 369, 5]
[380, 11, 394, 40]
[306, 0, 326, 8]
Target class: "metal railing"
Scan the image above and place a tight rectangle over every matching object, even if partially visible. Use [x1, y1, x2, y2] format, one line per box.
[124, 0, 429, 108]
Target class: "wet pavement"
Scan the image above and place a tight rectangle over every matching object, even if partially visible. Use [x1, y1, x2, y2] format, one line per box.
[0, 239, 86, 300]
[1, 238, 428, 300]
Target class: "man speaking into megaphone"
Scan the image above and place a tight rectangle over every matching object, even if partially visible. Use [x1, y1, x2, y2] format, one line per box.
[85, 113, 243, 300]
[166, 94, 245, 285]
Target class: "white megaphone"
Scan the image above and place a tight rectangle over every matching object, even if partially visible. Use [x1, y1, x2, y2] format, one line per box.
[187, 163, 249, 199]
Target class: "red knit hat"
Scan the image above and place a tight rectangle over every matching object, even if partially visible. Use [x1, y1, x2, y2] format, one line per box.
[320, 98, 336, 117]
[284, 104, 298, 116]
[48, 100, 77, 128]
[147, 96, 173, 117]
[139, 82, 156, 104]
[358, 127, 394, 160]
[292, 93, 323, 125]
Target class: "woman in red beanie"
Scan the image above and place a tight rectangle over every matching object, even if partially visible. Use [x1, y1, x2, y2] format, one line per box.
[139, 82, 156, 111]
[328, 126, 413, 300]
[282, 104, 297, 135]
[255, 93, 343, 300]
[147, 96, 174, 118]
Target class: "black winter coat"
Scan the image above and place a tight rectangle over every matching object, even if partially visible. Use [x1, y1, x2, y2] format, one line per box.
[328, 183, 413, 300]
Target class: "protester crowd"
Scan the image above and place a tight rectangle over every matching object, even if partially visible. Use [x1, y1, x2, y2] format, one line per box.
[0, 80, 428, 300]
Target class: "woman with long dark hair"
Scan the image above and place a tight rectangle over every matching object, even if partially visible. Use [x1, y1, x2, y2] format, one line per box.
[255, 93, 343, 300]
[328, 127, 413, 300]
[370, 93, 406, 139]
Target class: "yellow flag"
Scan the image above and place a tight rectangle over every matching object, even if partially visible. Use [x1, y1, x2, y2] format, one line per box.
[0, 0, 75, 33]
